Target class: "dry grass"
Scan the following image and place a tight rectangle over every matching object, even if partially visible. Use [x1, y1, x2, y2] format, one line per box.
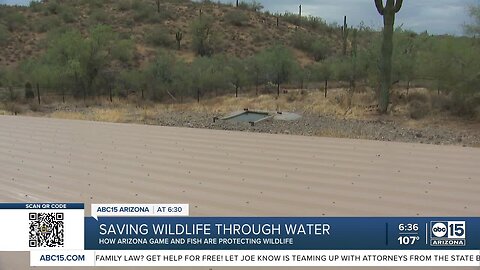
[11, 87, 476, 131]
[50, 108, 130, 122]
[5, 88, 467, 123]
[3, 88, 479, 147]
[30, 88, 394, 122]
[190, 88, 373, 117]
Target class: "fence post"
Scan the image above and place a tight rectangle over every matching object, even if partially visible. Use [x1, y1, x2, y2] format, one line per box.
[36, 83, 41, 105]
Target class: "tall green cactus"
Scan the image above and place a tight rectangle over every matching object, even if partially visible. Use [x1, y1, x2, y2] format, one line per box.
[175, 30, 183, 50]
[341, 16, 349, 56]
[351, 29, 358, 92]
[352, 29, 358, 58]
[346, 29, 358, 109]
[375, 0, 403, 113]
[297, 5, 302, 27]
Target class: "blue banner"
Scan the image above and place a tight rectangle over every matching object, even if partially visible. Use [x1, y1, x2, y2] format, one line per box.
[84, 217, 480, 250]
[0, 203, 84, 209]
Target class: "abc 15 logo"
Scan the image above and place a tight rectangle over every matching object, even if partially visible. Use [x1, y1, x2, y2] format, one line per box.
[430, 221, 466, 239]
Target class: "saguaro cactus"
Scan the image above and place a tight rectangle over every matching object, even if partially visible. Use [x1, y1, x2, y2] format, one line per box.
[175, 30, 183, 50]
[341, 16, 349, 56]
[374, 0, 404, 113]
[352, 29, 358, 58]
[346, 29, 358, 109]
[351, 29, 358, 92]
[295, 5, 302, 27]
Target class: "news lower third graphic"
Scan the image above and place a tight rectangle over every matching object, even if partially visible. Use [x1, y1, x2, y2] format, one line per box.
[0, 203, 480, 267]
[29, 212, 65, 248]
[430, 221, 466, 247]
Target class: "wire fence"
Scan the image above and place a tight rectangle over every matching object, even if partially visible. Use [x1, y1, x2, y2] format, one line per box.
[0, 79, 436, 105]
[0, 85, 143, 104]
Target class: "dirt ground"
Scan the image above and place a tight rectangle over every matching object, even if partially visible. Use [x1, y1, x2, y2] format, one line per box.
[3, 88, 478, 147]
[0, 115, 479, 269]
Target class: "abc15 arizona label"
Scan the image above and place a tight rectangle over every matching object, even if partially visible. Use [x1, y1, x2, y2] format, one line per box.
[430, 221, 466, 247]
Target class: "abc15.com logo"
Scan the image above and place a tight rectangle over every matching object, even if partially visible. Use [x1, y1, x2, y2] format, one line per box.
[430, 221, 466, 247]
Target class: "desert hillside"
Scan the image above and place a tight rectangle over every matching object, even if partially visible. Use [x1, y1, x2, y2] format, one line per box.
[0, 0, 479, 142]
[0, 0, 344, 68]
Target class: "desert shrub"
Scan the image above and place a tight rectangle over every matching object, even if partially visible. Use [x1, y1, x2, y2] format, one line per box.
[450, 93, 480, 117]
[283, 12, 330, 31]
[133, 2, 168, 23]
[29, 1, 45, 13]
[25, 82, 34, 99]
[237, 1, 263, 12]
[286, 91, 304, 102]
[291, 31, 314, 52]
[291, 31, 331, 61]
[445, 74, 480, 117]
[82, 0, 103, 8]
[282, 12, 300, 26]
[60, 6, 78, 23]
[34, 16, 62, 33]
[225, 10, 249, 26]
[3, 87, 22, 102]
[145, 27, 172, 47]
[190, 16, 222, 56]
[29, 102, 42, 112]
[302, 16, 329, 31]
[0, 25, 10, 46]
[46, 1, 61, 14]
[112, 39, 134, 63]
[159, 5, 176, 20]
[117, 0, 133, 11]
[252, 31, 269, 43]
[117, 31, 131, 40]
[4, 12, 26, 31]
[122, 18, 135, 28]
[310, 38, 331, 61]
[407, 92, 429, 103]
[131, 1, 144, 10]
[408, 100, 429, 119]
[145, 50, 177, 101]
[5, 103, 24, 115]
[430, 94, 452, 111]
[89, 8, 109, 24]
[44, 25, 70, 42]
[133, 5, 155, 23]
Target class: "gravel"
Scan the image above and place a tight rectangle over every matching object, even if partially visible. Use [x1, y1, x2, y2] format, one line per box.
[145, 112, 480, 147]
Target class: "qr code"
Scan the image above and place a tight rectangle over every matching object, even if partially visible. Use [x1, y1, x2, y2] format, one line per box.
[29, 213, 64, 248]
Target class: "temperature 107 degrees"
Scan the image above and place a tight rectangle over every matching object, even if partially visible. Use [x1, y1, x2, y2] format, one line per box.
[398, 236, 420, 245]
